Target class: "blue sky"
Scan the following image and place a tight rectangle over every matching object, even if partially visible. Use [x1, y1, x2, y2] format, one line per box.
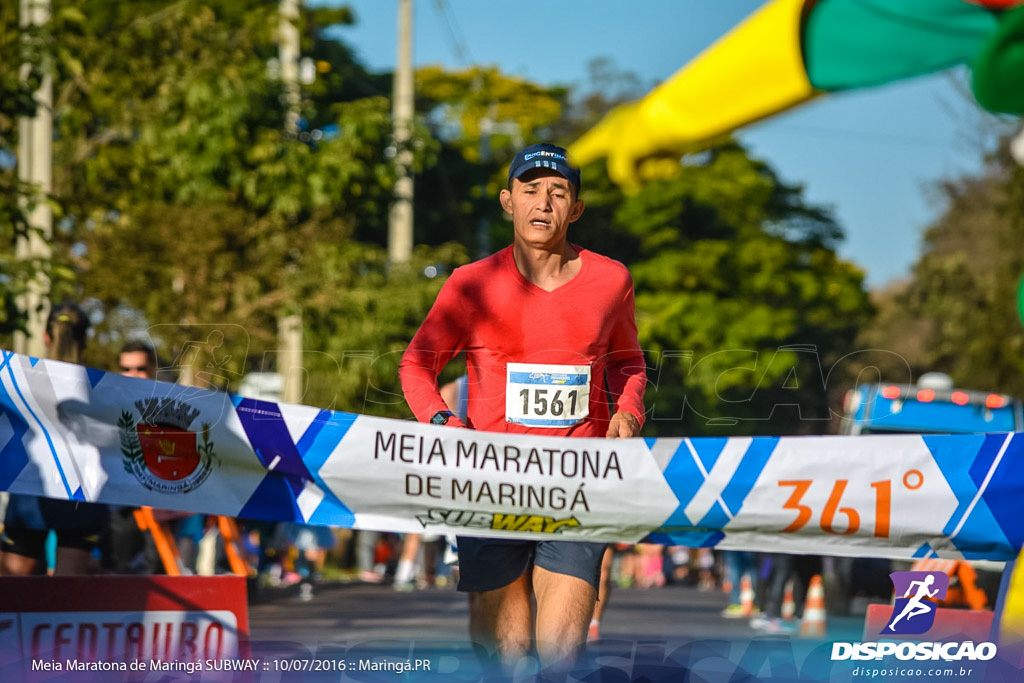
[327, 0, 1003, 288]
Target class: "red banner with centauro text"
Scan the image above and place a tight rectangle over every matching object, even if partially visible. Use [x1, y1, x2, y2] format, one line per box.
[0, 575, 249, 681]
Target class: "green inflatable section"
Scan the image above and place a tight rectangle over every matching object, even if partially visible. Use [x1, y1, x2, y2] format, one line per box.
[972, 5, 1024, 113]
[803, 0, 997, 91]
[1018, 273, 1024, 328]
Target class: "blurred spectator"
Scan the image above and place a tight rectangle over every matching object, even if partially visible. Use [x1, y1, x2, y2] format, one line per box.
[393, 533, 423, 592]
[665, 545, 690, 584]
[751, 553, 822, 633]
[589, 546, 616, 641]
[117, 339, 158, 379]
[0, 303, 109, 575]
[281, 522, 336, 600]
[106, 340, 162, 574]
[106, 339, 222, 577]
[634, 544, 666, 588]
[695, 547, 716, 591]
[614, 543, 637, 588]
[393, 376, 469, 593]
[720, 550, 759, 618]
[356, 531, 384, 583]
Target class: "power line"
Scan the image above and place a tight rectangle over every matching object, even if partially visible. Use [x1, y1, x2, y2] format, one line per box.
[432, 0, 472, 66]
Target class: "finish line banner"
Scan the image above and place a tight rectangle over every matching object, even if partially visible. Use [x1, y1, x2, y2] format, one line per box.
[2, 350, 1023, 561]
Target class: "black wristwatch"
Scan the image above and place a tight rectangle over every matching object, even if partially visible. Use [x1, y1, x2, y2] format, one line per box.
[430, 410, 454, 425]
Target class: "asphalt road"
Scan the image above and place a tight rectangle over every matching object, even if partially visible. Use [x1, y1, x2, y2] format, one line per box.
[248, 578, 863, 643]
[244, 578, 868, 681]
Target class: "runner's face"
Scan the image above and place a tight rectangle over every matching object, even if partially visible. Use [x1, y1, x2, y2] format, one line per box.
[500, 169, 584, 249]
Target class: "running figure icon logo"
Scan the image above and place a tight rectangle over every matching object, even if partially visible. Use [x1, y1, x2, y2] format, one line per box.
[882, 571, 949, 635]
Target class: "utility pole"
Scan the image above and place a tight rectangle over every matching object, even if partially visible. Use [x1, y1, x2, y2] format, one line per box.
[14, 0, 52, 358]
[279, 0, 301, 138]
[278, 0, 303, 403]
[388, 0, 414, 265]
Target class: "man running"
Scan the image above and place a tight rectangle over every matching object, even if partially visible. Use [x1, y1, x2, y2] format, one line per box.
[399, 142, 646, 671]
[889, 574, 940, 631]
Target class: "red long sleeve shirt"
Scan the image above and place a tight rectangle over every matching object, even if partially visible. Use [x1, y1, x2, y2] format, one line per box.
[399, 245, 647, 437]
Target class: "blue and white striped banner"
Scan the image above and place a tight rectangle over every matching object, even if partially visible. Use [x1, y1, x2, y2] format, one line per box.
[2, 350, 1023, 560]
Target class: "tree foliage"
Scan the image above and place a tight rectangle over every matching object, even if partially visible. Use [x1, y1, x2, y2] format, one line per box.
[412, 65, 568, 255]
[298, 242, 467, 417]
[2, 7, 877, 437]
[416, 65, 565, 163]
[581, 144, 872, 436]
[32, 1, 423, 381]
[859, 136, 1024, 398]
[0, 0, 55, 335]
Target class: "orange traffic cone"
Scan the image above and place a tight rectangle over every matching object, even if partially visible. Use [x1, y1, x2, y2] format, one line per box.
[781, 578, 795, 621]
[739, 574, 756, 617]
[800, 574, 827, 637]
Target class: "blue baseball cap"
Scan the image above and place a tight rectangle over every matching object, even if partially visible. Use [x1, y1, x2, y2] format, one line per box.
[507, 143, 581, 195]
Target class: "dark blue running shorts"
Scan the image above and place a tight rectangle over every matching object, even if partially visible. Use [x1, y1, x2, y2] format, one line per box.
[1, 494, 108, 557]
[456, 537, 607, 592]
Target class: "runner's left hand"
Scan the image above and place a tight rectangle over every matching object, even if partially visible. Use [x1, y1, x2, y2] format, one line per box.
[606, 411, 641, 439]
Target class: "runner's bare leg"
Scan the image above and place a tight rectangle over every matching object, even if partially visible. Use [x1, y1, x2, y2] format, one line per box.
[476, 572, 534, 669]
[533, 566, 597, 668]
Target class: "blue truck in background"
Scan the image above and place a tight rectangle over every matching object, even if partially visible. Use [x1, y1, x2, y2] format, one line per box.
[827, 373, 1024, 615]
[840, 372, 1023, 436]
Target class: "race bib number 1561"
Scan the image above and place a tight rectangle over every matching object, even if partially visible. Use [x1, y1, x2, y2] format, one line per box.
[505, 363, 590, 428]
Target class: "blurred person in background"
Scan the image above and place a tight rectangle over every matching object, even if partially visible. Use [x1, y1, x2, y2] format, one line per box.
[393, 376, 470, 593]
[720, 550, 760, 618]
[106, 340, 161, 574]
[0, 303, 109, 575]
[117, 339, 157, 379]
[751, 552, 823, 633]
